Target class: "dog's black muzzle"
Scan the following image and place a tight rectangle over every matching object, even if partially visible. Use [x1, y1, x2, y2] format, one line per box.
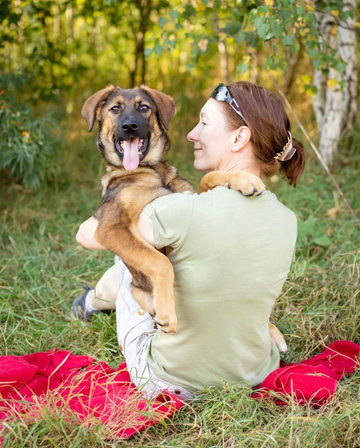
[114, 118, 151, 163]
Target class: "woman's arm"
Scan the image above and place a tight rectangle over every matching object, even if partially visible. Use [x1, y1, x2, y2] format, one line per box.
[137, 211, 155, 247]
[76, 216, 106, 250]
[76, 212, 155, 250]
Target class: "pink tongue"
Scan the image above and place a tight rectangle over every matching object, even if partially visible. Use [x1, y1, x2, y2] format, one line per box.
[123, 138, 140, 171]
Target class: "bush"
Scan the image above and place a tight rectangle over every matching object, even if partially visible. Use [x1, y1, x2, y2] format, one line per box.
[0, 72, 59, 190]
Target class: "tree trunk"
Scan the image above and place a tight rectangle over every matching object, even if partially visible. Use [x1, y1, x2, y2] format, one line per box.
[313, 7, 335, 131]
[338, 0, 358, 131]
[313, 1, 358, 165]
[130, 0, 152, 87]
[218, 40, 231, 84]
[313, 5, 343, 165]
[284, 45, 303, 96]
[318, 66, 343, 165]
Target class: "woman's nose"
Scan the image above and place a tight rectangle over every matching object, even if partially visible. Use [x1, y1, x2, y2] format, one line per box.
[187, 125, 199, 142]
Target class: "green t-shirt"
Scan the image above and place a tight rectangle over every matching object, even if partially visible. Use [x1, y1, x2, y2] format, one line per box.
[143, 187, 297, 393]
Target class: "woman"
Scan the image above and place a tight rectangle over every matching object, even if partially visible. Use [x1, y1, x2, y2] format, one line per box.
[74, 81, 305, 400]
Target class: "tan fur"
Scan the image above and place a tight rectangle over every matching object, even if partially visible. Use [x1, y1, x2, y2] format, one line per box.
[82, 85, 284, 343]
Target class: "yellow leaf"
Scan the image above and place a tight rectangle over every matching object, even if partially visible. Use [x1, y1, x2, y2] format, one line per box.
[306, 4, 314, 11]
[356, 22, 360, 29]
[264, 0, 273, 5]
[195, 2, 205, 13]
[301, 74, 311, 84]
[331, 10, 339, 17]
[327, 78, 338, 90]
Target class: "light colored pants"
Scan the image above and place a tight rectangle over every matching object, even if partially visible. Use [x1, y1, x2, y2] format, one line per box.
[115, 260, 195, 401]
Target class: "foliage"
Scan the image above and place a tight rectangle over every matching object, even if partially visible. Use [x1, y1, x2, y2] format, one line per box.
[0, 72, 59, 189]
[0, 0, 171, 100]
[147, 0, 352, 93]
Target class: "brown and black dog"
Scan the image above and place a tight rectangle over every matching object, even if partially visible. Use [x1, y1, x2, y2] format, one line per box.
[82, 85, 284, 342]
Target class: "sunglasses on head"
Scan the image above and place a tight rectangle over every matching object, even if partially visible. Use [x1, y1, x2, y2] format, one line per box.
[210, 83, 248, 126]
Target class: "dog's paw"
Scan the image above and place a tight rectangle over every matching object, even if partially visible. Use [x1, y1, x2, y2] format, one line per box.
[269, 323, 287, 353]
[276, 341, 288, 353]
[154, 308, 178, 334]
[226, 171, 266, 197]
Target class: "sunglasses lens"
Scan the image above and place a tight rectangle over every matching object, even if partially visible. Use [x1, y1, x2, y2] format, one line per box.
[211, 84, 228, 101]
[210, 83, 248, 126]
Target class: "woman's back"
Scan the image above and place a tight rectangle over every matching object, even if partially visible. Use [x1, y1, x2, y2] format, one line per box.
[144, 187, 297, 392]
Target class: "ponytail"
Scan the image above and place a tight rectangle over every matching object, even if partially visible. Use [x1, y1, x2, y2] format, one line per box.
[279, 138, 305, 187]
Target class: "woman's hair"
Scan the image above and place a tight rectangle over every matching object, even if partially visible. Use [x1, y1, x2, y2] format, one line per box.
[219, 81, 305, 187]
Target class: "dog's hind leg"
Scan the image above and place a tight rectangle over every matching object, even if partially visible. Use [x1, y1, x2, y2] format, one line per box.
[132, 287, 155, 316]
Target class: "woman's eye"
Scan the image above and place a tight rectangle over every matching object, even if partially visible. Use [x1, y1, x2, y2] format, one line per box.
[201, 122, 207, 126]
[111, 105, 121, 113]
[139, 105, 150, 112]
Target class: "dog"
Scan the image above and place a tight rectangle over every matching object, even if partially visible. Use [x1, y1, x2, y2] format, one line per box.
[81, 85, 285, 347]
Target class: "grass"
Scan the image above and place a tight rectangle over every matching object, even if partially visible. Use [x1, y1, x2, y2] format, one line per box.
[0, 119, 360, 447]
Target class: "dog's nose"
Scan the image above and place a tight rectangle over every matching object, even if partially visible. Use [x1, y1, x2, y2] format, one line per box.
[122, 120, 139, 132]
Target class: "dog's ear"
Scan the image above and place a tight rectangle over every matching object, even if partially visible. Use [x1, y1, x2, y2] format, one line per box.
[81, 85, 117, 132]
[139, 86, 175, 131]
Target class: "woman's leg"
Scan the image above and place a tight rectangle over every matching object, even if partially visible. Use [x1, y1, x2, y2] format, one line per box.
[86, 262, 119, 311]
[116, 259, 195, 401]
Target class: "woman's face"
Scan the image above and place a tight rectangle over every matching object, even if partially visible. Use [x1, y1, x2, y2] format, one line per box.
[187, 99, 236, 172]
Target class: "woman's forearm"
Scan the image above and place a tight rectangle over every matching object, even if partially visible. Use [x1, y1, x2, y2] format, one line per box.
[76, 212, 155, 251]
[76, 216, 107, 250]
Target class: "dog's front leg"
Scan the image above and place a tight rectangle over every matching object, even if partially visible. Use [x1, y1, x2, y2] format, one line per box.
[199, 170, 266, 196]
[95, 205, 178, 333]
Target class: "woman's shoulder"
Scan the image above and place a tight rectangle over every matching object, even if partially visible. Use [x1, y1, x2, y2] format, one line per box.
[143, 191, 197, 218]
[202, 187, 297, 226]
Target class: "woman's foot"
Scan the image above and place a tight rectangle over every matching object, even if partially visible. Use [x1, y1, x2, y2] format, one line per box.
[71, 286, 111, 322]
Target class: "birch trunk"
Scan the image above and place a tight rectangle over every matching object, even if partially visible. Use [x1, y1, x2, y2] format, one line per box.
[338, 0, 358, 131]
[313, 1, 358, 165]
[313, 7, 336, 132]
[318, 67, 343, 165]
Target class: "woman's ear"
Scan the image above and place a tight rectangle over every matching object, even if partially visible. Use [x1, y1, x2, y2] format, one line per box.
[231, 126, 251, 152]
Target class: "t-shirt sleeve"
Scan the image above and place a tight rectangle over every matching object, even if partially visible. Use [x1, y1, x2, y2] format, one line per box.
[142, 192, 195, 249]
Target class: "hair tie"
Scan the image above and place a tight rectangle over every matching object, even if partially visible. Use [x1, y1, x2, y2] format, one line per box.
[274, 131, 297, 162]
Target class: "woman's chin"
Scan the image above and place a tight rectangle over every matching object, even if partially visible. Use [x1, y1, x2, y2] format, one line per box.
[194, 158, 206, 172]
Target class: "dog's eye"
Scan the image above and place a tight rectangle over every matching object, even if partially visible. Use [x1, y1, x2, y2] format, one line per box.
[111, 105, 121, 113]
[139, 104, 150, 113]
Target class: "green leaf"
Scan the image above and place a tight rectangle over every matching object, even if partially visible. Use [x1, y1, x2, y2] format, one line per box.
[235, 32, 246, 44]
[257, 24, 271, 39]
[282, 35, 294, 46]
[313, 234, 332, 248]
[159, 16, 168, 28]
[236, 63, 249, 74]
[254, 16, 265, 29]
[169, 10, 179, 21]
[312, 60, 322, 70]
[153, 44, 164, 57]
[264, 55, 273, 70]
[144, 48, 153, 58]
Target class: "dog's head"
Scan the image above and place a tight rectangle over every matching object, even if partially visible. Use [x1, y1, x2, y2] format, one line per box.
[81, 85, 175, 170]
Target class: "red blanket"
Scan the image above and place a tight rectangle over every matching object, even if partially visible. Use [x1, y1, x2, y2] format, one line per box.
[0, 341, 359, 441]
[252, 340, 360, 404]
[0, 351, 183, 440]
